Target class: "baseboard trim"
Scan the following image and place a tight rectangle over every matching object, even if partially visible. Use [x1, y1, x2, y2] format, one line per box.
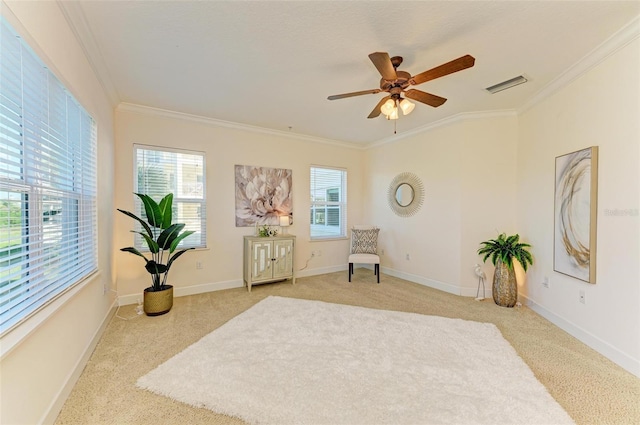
[117, 279, 245, 306]
[296, 264, 346, 278]
[116, 269, 351, 306]
[116, 268, 364, 305]
[381, 266, 461, 295]
[117, 267, 472, 305]
[41, 298, 118, 425]
[346, 265, 483, 298]
[460, 284, 491, 299]
[521, 294, 640, 378]
[175, 279, 244, 297]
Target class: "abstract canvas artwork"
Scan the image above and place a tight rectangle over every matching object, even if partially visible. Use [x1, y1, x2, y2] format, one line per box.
[235, 165, 292, 227]
[554, 146, 598, 283]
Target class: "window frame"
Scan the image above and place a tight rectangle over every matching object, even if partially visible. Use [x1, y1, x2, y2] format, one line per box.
[133, 144, 207, 250]
[0, 17, 98, 336]
[309, 165, 347, 240]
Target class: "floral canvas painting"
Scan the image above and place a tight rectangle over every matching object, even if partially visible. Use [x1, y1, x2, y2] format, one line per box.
[235, 165, 292, 227]
[554, 146, 598, 283]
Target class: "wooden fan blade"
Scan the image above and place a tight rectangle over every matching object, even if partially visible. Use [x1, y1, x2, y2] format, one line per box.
[327, 89, 381, 100]
[368, 95, 391, 119]
[410, 55, 475, 86]
[405, 89, 447, 107]
[368, 52, 397, 81]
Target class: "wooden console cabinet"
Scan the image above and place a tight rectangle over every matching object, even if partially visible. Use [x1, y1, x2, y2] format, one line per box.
[243, 235, 295, 292]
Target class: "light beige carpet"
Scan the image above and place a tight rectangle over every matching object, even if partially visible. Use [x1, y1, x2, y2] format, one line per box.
[55, 270, 640, 425]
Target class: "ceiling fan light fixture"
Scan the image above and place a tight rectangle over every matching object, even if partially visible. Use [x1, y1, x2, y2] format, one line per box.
[380, 98, 396, 116]
[399, 98, 415, 115]
[386, 106, 399, 120]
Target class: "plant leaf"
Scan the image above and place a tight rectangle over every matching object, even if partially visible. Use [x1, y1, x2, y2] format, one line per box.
[131, 231, 159, 253]
[490, 251, 498, 266]
[169, 230, 195, 253]
[120, 247, 149, 262]
[145, 260, 168, 275]
[158, 193, 173, 229]
[158, 223, 185, 250]
[506, 234, 519, 245]
[136, 193, 163, 228]
[166, 248, 194, 270]
[117, 208, 153, 238]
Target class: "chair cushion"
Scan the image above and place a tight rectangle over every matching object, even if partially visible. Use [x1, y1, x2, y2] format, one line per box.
[348, 253, 380, 264]
[351, 228, 379, 254]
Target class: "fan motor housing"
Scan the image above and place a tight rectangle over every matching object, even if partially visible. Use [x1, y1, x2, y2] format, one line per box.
[380, 70, 411, 91]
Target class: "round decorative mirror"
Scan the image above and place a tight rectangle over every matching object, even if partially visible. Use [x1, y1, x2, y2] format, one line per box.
[395, 183, 414, 207]
[388, 172, 424, 217]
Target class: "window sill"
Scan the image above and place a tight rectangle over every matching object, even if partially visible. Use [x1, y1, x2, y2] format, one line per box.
[0, 270, 100, 360]
[310, 237, 348, 242]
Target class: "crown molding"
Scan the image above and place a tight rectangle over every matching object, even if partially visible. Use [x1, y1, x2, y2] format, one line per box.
[47, 3, 639, 148]
[520, 15, 640, 114]
[57, 0, 120, 107]
[116, 103, 364, 150]
[368, 110, 519, 148]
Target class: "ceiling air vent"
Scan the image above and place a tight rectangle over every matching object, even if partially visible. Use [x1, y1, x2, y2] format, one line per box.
[485, 75, 528, 94]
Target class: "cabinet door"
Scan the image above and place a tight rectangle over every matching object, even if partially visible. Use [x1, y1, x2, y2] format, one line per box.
[272, 239, 293, 279]
[251, 240, 273, 281]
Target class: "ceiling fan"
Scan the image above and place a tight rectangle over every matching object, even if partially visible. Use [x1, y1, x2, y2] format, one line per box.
[328, 52, 475, 119]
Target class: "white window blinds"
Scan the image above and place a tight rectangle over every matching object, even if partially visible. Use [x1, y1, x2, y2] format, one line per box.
[310, 166, 347, 239]
[134, 145, 206, 249]
[0, 18, 98, 334]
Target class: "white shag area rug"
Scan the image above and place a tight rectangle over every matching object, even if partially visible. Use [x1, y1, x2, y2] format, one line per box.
[137, 296, 574, 425]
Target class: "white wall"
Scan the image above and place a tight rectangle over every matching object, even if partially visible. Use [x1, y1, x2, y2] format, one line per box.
[114, 105, 364, 301]
[0, 1, 116, 424]
[517, 38, 640, 375]
[364, 114, 518, 296]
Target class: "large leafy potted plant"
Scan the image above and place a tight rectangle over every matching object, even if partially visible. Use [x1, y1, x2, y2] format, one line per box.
[118, 193, 194, 316]
[477, 233, 533, 308]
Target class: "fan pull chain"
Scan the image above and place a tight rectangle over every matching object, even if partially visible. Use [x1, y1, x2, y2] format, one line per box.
[394, 99, 398, 134]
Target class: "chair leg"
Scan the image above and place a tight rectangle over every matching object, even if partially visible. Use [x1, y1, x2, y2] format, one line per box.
[349, 263, 353, 282]
[375, 264, 380, 283]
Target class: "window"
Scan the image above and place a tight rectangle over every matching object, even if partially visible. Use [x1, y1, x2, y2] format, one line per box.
[134, 145, 206, 249]
[310, 166, 347, 239]
[0, 18, 97, 334]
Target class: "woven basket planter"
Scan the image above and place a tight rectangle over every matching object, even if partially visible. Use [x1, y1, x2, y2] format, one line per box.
[143, 285, 173, 316]
[492, 260, 517, 308]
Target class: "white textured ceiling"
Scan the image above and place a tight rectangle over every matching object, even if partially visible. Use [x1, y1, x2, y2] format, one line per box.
[62, 1, 639, 146]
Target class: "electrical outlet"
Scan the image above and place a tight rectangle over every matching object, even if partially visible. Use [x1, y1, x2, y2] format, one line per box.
[316, 250, 322, 257]
[406, 253, 411, 261]
[196, 261, 202, 270]
[542, 277, 550, 288]
[381, 249, 385, 256]
[579, 290, 586, 304]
